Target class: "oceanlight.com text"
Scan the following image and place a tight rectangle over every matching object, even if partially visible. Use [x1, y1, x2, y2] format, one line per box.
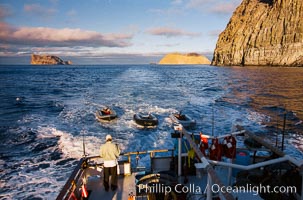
[138, 183, 297, 196]
[211, 183, 297, 196]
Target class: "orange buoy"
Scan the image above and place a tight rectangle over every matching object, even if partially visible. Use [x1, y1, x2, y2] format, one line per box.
[199, 132, 208, 156]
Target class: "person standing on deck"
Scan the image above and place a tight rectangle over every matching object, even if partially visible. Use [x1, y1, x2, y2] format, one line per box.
[100, 134, 120, 191]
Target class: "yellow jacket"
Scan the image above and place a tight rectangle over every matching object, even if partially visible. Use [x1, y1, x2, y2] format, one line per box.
[100, 141, 120, 161]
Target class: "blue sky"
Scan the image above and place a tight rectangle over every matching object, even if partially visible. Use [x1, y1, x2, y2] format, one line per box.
[0, 0, 241, 64]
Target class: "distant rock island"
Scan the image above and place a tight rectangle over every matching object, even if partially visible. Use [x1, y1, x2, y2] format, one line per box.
[31, 54, 72, 65]
[212, 0, 303, 67]
[158, 53, 211, 65]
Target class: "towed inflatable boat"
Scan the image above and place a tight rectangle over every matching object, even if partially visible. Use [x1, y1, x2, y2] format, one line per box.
[96, 107, 117, 122]
[169, 112, 196, 129]
[133, 113, 158, 127]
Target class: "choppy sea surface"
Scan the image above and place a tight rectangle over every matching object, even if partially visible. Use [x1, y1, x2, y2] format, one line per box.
[0, 65, 302, 199]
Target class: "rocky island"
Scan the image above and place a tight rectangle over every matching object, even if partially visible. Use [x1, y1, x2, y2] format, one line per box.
[212, 0, 303, 67]
[158, 53, 211, 65]
[31, 54, 72, 65]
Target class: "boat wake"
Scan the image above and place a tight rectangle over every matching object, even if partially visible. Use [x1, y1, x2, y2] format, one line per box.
[1, 65, 302, 199]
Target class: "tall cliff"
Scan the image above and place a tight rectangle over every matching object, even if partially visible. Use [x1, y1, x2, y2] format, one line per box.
[31, 54, 72, 65]
[212, 0, 303, 66]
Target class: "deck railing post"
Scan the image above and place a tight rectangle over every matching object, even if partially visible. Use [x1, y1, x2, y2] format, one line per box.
[227, 158, 232, 186]
[207, 172, 213, 200]
[301, 166, 303, 200]
[178, 137, 182, 176]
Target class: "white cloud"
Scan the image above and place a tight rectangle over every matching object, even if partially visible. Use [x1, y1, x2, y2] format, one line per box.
[24, 3, 57, 17]
[0, 22, 133, 48]
[186, 0, 241, 15]
[210, 2, 240, 14]
[171, 0, 183, 5]
[208, 29, 222, 38]
[0, 4, 13, 19]
[67, 9, 77, 17]
[146, 27, 201, 38]
[186, 0, 212, 9]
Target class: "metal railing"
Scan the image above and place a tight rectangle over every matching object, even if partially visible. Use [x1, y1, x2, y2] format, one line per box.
[180, 125, 303, 200]
[56, 149, 174, 200]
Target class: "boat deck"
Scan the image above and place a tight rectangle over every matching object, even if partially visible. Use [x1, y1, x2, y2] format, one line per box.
[85, 165, 263, 200]
[87, 173, 137, 200]
[57, 127, 302, 200]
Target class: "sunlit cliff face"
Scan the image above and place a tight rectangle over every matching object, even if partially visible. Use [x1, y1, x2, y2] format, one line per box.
[212, 0, 303, 66]
[158, 53, 211, 65]
[223, 67, 303, 134]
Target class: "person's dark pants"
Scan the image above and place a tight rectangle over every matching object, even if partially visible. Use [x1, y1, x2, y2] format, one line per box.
[103, 165, 118, 191]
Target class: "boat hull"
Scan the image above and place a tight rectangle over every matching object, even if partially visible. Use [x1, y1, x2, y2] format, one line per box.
[96, 109, 117, 122]
[133, 113, 158, 127]
[169, 113, 196, 129]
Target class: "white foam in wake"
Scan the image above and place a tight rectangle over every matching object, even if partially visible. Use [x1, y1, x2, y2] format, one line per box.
[37, 126, 102, 159]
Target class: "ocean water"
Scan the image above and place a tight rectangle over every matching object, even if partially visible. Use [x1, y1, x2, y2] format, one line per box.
[0, 65, 302, 199]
